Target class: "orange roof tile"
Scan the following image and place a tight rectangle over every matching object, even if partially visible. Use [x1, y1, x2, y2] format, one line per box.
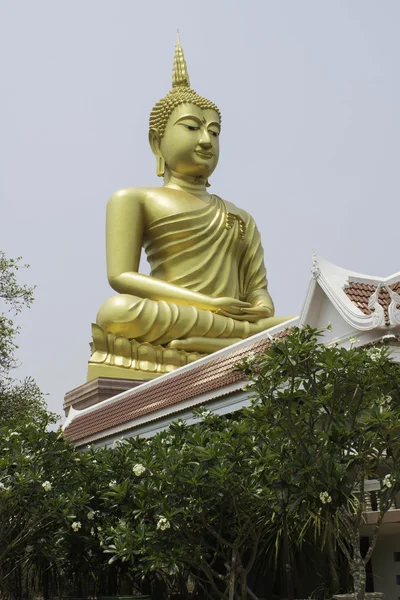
[64, 328, 293, 444]
[344, 281, 400, 325]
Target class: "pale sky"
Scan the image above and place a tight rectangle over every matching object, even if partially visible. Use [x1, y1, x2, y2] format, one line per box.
[1, 1, 399, 421]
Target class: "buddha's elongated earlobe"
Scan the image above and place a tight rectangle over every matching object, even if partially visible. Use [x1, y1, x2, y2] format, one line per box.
[156, 156, 165, 177]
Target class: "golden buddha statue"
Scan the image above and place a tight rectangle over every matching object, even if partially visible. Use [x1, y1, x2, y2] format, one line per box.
[87, 36, 289, 381]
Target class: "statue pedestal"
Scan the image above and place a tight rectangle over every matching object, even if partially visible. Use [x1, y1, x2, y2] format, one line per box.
[88, 325, 205, 383]
[63, 377, 143, 417]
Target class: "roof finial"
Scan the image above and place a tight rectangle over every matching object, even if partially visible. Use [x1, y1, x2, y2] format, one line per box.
[172, 31, 190, 88]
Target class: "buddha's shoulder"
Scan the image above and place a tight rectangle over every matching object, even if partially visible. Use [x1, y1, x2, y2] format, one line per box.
[108, 187, 160, 205]
[219, 197, 255, 223]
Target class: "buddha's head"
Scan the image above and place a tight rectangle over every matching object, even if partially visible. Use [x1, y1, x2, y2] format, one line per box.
[149, 36, 221, 182]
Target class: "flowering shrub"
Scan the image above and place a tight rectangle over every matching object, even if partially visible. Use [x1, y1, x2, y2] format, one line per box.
[2, 323, 400, 600]
[237, 326, 400, 600]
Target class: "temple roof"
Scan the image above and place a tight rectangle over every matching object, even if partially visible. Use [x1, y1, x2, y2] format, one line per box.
[300, 253, 400, 330]
[63, 323, 296, 447]
[344, 281, 400, 326]
[63, 254, 400, 448]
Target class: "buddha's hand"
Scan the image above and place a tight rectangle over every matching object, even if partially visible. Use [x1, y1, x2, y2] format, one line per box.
[209, 297, 252, 319]
[211, 298, 273, 322]
[239, 305, 274, 320]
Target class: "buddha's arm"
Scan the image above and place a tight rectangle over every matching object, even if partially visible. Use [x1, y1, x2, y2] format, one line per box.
[238, 213, 275, 318]
[245, 289, 275, 317]
[106, 190, 250, 316]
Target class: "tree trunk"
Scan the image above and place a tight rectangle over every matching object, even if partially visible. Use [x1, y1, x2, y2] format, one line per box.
[240, 567, 247, 600]
[228, 550, 237, 600]
[42, 570, 49, 600]
[327, 523, 341, 594]
[350, 556, 366, 600]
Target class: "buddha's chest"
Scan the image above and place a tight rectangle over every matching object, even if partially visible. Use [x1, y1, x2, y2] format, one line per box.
[144, 190, 209, 227]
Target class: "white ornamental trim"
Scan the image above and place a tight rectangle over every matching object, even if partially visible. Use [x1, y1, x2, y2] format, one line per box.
[386, 286, 400, 326]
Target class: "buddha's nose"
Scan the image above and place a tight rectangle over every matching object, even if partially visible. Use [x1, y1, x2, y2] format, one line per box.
[199, 130, 212, 148]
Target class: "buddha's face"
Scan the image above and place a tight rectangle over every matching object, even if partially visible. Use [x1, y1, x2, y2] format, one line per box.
[157, 104, 220, 179]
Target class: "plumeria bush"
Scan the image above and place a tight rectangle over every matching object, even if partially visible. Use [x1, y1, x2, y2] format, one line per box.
[99, 413, 281, 600]
[238, 326, 400, 600]
[0, 420, 127, 598]
[0, 415, 282, 600]
[2, 321, 400, 600]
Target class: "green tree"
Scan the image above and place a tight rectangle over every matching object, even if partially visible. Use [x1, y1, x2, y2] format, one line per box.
[101, 415, 278, 600]
[0, 251, 51, 426]
[0, 421, 119, 599]
[238, 326, 400, 600]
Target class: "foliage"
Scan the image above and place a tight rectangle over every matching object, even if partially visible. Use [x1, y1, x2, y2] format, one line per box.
[237, 326, 400, 600]
[0, 251, 34, 375]
[100, 412, 279, 600]
[0, 251, 53, 427]
[0, 420, 120, 599]
[0, 414, 279, 600]
[2, 322, 400, 600]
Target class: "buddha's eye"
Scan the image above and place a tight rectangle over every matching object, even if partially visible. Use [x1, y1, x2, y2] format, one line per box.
[182, 124, 200, 131]
[210, 130, 220, 137]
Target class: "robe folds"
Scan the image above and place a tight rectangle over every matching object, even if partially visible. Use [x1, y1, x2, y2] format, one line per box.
[145, 195, 270, 302]
[97, 195, 277, 345]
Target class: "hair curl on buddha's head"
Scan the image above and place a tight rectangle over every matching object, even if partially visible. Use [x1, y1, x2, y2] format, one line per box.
[149, 35, 221, 138]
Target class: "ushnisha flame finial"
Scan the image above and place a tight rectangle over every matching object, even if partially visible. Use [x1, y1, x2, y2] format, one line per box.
[172, 31, 190, 88]
[149, 33, 221, 137]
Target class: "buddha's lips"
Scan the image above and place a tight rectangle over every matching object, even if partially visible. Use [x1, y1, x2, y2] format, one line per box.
[195, 150, 213, 158]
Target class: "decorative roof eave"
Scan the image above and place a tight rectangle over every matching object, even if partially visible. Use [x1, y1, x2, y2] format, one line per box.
[73, 384, 251, 449]
[63, 319, 298, 444]
[302, 253, 400, 331]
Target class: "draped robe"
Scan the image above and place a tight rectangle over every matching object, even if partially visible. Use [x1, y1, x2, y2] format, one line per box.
[97, 195, 276, 345]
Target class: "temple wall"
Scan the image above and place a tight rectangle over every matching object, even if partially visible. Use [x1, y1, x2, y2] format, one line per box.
[371, 529, 400, 597]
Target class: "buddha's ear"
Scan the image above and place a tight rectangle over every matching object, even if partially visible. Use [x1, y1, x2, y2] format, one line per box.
[149, 128, 161, 157]
[149, 128, 165, 177]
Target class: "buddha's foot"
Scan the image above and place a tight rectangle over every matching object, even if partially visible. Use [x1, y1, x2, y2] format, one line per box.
[87, 324, 205, 382]
[168, 337, 243, 353]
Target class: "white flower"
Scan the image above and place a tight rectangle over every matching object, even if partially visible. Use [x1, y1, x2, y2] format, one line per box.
[246, 352, 256, 364]
[87, 510, 95, 520]
[0, 482, 5, 490]
[242, 384, 254, 392]
[71, 521, 82, 532]
[88, 549, 93, 557]
[90, 527, 96, 536]
[92, 460, 97, 464]
[319, 491, 332, 504]
[9, 432, 19, 437]
[367, 347, 382, 362]
[132, 463, 146, 477]
[349, 337, 359, 347]
[109, 480, 117, 488]
[42, 481, 52, 492]
[198, 408, 211, 418]
[378, 395, 392, 413]
[156, 516, 171, 531]
[383, 474, 392, 489]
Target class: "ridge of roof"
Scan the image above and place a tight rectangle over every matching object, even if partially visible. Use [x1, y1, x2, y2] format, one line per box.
[307, 254, 400, 330]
